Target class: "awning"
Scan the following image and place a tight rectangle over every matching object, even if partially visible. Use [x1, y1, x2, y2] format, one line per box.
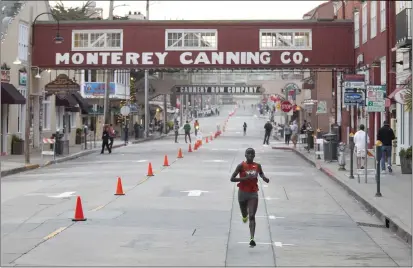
[71, 91, 90, 114]
[55, 93, 79, 107]
[1, 83, 25, 104]
[388, 75, 411, 104]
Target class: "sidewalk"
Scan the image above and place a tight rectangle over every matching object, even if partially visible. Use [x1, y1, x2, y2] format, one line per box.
[0, 134, 165, 178]
[272, 141, 412, 245]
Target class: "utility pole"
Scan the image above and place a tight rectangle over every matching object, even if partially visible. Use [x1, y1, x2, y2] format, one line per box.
[144, 0, 150, 137]
[103, 0, 114, 124]
[24, 6, 34, 164]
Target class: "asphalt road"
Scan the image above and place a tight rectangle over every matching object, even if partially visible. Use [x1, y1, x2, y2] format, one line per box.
[1, 103, 411, 267]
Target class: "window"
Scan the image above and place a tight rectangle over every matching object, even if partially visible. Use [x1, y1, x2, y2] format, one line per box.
[43, 96, 51, 130]
[354, 12, 360, 48]
[260, 29, 312, 50]
[380, 1, 386, 32]
[380, 57, 386, 85]
[72, 30, 123, 51]
[18, 23, 28, 62]
[362, 3, 367, 44]
[165, 29, 217, 50]
[56, 106, 64, 130]
[370, 1, 377, 38]
[70, 112, 76, 128]
[84, 70, 97, 82]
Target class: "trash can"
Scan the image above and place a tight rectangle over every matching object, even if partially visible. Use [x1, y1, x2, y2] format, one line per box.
[331, 123, 341, 142]
[323, 133, 338, 161]
[307, 129, 315, 149]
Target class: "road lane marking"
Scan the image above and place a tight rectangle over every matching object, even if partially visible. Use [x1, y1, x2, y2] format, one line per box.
[239, 215, 284, 219]
[181, 190, 209, 196]
[48, 192, 76, 198]
[274, 242, 294, 247]
[43, 227, 67, 240]
[90, 205, 104, 212]
[202, 160, 228, 163]
[260, 197, 280, 200]
[238, 241, 294, 247]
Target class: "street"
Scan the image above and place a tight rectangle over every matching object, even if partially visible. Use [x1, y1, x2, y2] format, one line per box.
[1, 104, 411, 267]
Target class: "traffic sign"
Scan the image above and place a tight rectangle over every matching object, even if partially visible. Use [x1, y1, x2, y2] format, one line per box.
[281, 101, 292, 113]
[344, 92, 364, 105]
[367, 85, 386, 112]
[343, 81, 366, 89]
[120, 106, 131, 116]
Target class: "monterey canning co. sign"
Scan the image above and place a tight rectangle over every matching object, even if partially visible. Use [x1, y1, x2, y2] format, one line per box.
[55, 51, 310, 66]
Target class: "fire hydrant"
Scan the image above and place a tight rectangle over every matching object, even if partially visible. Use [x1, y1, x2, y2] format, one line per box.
[338, 142, 346, 171]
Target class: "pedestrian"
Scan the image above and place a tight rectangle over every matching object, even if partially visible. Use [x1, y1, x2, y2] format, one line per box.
[230, 148, 270, 247]
[284, 123, 292, 145]
[290, 121, 299, 148]
[243, 122, 247, 135]
[194, 120, 199, 136]
[174, 120, 179, 143]
[377, 121, 396, 173]
[353, 124, 369, 169]
[108, 124, 115, 149]
[101, 125, 111, 154]
[263, 120, 273, 145]
[184, 120, 191, 143]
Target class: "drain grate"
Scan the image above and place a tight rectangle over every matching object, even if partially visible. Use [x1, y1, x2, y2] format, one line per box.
[356, 222, 387, 228]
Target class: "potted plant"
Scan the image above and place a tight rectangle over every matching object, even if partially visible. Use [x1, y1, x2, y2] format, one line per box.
[11, 134, 24, 155]
[399, 146, 412, 174]
[75, 128, 82, 144]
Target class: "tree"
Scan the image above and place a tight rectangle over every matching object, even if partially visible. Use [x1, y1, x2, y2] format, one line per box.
[51, 1, 100, 20]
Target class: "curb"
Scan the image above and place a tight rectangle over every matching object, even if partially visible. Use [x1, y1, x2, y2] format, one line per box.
[1, 136, 166, 178]
[273, 146, 412, 246]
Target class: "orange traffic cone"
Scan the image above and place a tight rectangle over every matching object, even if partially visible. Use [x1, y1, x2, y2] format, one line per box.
[72, 196, 86, 221]
[177, 148, 183, 158]
[194, 142, 198, 150]
[210, 135, 213, 141]
[206, 137, 209, 143]
[115, 177, 125, 195]
[147, 162, 154, 176]
[163, 155, 169, 166]
[188, 144, 193, 152]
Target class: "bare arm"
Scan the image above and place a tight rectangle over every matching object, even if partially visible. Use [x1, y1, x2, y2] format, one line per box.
[258, 164, 270, 183]
[230, 164, 249, 182]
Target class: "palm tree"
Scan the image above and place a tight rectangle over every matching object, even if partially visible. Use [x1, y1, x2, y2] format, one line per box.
[51, 1, 100, 20]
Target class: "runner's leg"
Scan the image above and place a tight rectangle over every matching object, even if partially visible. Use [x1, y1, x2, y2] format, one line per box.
[248, 197, 258, 246]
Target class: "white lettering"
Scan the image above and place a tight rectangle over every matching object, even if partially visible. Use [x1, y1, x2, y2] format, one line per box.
[86, 53, 98, 64]
[111, 53, 122, 64]
[226, 52, 239, 64]
[281, 52, 291, 64]
[142, 52, 153, 64]
[260, 52, 271, 64]
[56, 53, 69, 65]
[240, 52, 247, 64]
[246, 52, 259, 64]
[72, 53, 84, 64]
[292, 52, 303, 64]
[194, 52, 210, 64]
[155, 52, 168, 65]
[100, 52, 110, 65]
[126, 53, 139, 64]
[211, 52, 224, 64]
[180, 52, 193, 64]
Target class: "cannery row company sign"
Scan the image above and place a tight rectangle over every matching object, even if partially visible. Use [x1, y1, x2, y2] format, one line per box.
[55, 51, 311, 67]
[173, 85, 264, 94]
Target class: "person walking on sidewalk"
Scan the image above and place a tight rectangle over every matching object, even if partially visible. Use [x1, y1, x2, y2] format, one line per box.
[290, 121, 299, 149]
[108, 124, 115, 149]
[263, 120, 273, 145]
[184, 120, 191, 143]
[101, 126, 112, 154]
[284, 123, 292, 145]
[230, 148, 270, 247]
[353, 124, 369, 169]
[377, 121, 396, 173]
[174, 120, 180, 143]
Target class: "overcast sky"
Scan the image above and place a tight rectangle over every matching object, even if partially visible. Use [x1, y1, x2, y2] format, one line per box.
[49, 1, 327, 20]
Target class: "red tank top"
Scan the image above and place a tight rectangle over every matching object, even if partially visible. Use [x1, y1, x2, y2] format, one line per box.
[237, 161, 259, 192]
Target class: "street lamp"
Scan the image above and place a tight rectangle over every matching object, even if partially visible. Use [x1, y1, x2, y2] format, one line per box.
[12, 8, 62, 165]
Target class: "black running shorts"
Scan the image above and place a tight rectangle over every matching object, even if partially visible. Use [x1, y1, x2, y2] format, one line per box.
[238, 189, 258, 202]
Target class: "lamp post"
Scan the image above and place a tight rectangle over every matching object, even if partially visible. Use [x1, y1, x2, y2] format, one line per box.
[13, 7, 62, 164]
[144, 0, 150, 138]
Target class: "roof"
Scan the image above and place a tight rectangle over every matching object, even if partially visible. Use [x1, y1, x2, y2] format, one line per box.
[303, 1, 331, 19]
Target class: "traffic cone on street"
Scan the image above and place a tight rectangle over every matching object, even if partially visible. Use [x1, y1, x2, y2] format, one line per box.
[194, 142, 198, 150]
[177, 148, 183, 158]
[72, 196, 86, 221]
[163, 155, 169, 166]
[210, 135, 213, 141]
[206, 137, 209, 143]
[114, 177, 125, 195]
[188, 144, 193, 152]
[147, 162, 154, 176]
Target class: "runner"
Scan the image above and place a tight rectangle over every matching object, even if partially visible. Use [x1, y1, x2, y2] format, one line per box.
[243, 122, 247, 136]
[230, 148, 270, 247]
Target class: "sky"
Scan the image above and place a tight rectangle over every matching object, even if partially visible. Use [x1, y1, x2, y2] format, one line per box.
[49, 1, 327, 20]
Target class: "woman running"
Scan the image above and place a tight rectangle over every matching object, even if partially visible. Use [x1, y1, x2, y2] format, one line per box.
[230, 148, 270, 247]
